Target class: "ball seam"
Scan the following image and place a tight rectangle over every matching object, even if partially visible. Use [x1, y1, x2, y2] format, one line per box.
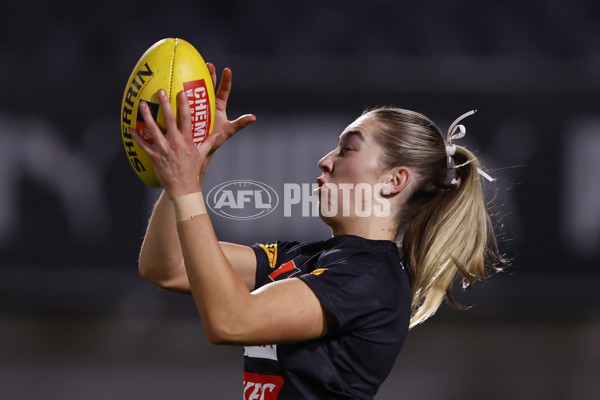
[169, 38, 177, 100]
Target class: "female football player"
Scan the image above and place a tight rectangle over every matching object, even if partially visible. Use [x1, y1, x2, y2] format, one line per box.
[131, 63, 506, 399]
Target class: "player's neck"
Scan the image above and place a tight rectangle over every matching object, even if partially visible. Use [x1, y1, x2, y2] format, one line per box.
[329, 217, 396, 241]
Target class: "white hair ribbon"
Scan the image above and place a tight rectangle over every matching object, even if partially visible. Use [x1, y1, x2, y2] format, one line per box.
[445, 109, 496, 183]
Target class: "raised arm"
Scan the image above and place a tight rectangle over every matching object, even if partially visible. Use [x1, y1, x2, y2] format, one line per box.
[138, 190, 257, 293]
[131, 67, 332, 346]
[138, 64, 257, 293]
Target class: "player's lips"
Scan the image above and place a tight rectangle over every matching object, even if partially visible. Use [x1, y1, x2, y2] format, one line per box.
[313, 177, 326, 195]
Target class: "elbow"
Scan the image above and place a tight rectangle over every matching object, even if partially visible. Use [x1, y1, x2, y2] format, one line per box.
[138, 259, 169, 289]
[139, 258, 191, 294]
[204, 319, 246, 346]
[206, 331, 230, 346]
[138, 259, 155, 283]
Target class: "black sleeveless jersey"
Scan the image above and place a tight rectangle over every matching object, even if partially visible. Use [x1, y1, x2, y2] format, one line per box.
[243, 235, 411, 399]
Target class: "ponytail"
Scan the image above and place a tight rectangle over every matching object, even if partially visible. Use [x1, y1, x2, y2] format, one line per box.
[402, 146, 505, 328]
[366, 107, 507, 329]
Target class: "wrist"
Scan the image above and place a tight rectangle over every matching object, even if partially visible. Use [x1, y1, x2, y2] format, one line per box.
[172, 192, 207, 222]
[165, 181, 203, 201]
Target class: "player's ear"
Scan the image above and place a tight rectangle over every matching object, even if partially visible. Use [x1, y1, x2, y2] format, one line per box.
[380, 167, 411, 196]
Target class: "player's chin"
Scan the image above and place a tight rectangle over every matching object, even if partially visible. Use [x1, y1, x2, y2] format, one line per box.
[317, 204, 345, 227]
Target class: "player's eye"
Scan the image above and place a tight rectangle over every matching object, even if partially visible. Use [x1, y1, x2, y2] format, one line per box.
[338, 147, 352, 156]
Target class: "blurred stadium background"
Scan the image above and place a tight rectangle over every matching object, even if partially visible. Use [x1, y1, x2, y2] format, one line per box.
[1, 0, 599, 398]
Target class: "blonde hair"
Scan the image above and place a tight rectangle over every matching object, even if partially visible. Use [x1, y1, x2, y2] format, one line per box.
[366, 107, 507, 329]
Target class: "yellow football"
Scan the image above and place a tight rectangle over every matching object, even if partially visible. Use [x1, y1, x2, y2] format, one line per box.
[120, 38, 216, 187]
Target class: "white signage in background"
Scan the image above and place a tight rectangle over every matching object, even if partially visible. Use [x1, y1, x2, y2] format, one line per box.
[0, 114, 111, 246]
[206, 180, 279, 220]
[4, 109, 598, 263]
[563, 118, 600, 257]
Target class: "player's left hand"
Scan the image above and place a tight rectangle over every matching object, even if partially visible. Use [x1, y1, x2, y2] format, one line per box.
[207, 63, 256, 148]
[202, 64, 256, 180]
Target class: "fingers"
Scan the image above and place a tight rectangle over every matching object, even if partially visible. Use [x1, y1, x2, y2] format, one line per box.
[133, 89, 194, 156]
[200, 65, 256, 152]
[177, 90, 192, 139]
[207, 62, 217, 88]
[199, 130, 224, 157]
[157, 89, 177, 133]
[206, 65, 236, 110]
[230, 114, 257, 135]
[138, 100, 168, 149]
[215, 68, 233, 109]
[207, 114, 256, 155]
[130, 126, 155, 157]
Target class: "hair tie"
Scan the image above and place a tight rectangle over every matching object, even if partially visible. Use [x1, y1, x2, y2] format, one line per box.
[445, 110, 496, 183]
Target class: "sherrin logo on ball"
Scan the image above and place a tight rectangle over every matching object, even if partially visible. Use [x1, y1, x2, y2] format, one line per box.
[120, 38, 216, 187]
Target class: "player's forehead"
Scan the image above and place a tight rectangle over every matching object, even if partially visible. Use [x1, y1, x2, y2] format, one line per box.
[339, 114, 380, 142]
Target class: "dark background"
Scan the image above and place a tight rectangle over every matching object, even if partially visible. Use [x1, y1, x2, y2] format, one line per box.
[0, 0, 598, 399]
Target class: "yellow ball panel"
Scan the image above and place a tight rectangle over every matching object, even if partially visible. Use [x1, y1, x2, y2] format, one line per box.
[120, 38, 215, 188]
